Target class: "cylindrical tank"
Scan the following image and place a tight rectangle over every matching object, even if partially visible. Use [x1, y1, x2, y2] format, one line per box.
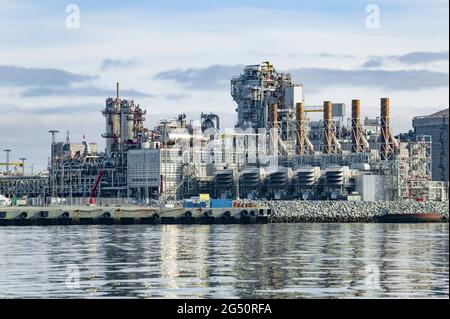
[201, 118, 214, 132]
[104, 98, 114, 155]
[120, 100, 135, 145]
[103, 97, 122, 155]
[112, 98, 121, 151]
[251, 86, 260, 100]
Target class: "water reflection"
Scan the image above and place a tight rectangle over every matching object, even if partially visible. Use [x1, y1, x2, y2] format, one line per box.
[0, 223, 447, 298]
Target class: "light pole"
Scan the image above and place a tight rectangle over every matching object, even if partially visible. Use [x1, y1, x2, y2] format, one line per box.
[163, 121, 167, 204]
[3, 149, 11, 174]
[48, 130, 59, 201]
[48, 130, 59, 163]
[236, 147, 240, 200]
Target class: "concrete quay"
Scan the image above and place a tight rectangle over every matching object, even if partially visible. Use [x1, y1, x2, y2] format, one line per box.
[0, 205, 270, 226]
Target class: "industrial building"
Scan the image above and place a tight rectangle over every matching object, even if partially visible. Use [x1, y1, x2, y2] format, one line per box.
[0, 62, 448, 203]
[413, 109, 449, 182]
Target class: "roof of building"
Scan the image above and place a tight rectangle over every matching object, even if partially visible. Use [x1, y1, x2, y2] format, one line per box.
[427, 108, 449, 118]
[414, 108, 449, 121]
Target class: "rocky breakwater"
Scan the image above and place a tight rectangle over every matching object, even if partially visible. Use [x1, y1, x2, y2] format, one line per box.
[244, 200, 449, 223]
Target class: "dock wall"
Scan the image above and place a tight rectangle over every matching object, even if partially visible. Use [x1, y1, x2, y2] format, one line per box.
[0, 201, 448, 225]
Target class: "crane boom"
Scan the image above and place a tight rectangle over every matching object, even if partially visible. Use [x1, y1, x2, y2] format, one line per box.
[89, 170, 104, 205]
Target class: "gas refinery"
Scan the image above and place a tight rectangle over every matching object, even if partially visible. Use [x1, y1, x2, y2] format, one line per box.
[1, 62, 449, 204]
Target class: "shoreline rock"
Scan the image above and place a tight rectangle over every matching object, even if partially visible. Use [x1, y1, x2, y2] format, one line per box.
[243, 200, 449, 223]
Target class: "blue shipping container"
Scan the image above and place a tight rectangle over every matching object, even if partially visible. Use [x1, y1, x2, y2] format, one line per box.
[183, 200, 208, 208]
[210, 199, 233, 208]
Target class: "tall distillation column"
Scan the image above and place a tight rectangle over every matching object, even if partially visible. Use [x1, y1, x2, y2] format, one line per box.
[102, 82, 121, 155]
[120, 99, 136, 149]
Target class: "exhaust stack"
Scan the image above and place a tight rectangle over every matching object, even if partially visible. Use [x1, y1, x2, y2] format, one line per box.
[295, 102, 314, 155]
[379, 97, 396, 160]
[322, 101, 334, 154]
[351, 99, 364, 153]
[296, 102, 305, 155]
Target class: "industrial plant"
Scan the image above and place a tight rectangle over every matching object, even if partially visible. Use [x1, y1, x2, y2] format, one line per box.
[1, 62, 449, 205]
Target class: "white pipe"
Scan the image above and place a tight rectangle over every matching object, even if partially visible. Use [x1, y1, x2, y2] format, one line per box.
[277, 136, 289, 155]
[305, 137, 315, 155]
[167, 132, 207, 142]
[332, 135, 342, 153]
[391, 134, 400, 149]
[361, 134, 370, 152]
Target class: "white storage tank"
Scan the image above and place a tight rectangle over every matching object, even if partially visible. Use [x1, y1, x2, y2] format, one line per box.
[355, 175, 389, 201]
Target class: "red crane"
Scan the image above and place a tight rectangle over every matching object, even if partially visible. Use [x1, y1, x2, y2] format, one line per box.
[89, 170, 104, 205]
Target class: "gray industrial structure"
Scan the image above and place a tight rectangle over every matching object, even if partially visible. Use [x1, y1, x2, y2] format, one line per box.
[413, 109, 449, 182]
[1, 63, 448, 203]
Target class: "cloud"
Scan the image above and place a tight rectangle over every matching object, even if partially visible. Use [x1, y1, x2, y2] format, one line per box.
[362, 51, 449, 68]
[0, 65, 93, 87]
[155, 64, 449, 91]
[155, 64, 244, 89]
[20, 86, 153, 98]
[101, 59, 135, 70]
[286, 52, 357, 59]
[362, 57, 384, 68]
[164, 93, 191, 101]
[317, 52, 356, 59]
[290, 68, 449, 91]
[31, 105, 97, 116]
[397, 51, 449, 65]
[0, 103, 102, 116]
[0, 65, 153, 99]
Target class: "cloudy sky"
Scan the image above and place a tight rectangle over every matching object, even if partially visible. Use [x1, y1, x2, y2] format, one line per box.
[0, 0, 448, 172]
